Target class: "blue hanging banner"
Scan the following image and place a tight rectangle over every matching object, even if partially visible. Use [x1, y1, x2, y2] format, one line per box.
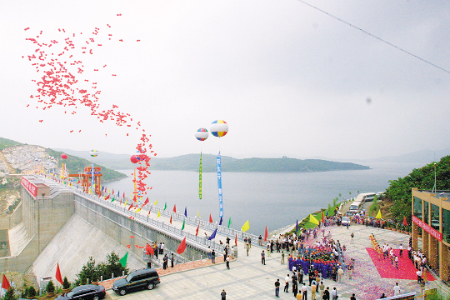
[216, 152, 224, 218]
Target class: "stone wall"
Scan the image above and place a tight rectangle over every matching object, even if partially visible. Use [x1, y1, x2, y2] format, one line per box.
[74, 194, 206, 262]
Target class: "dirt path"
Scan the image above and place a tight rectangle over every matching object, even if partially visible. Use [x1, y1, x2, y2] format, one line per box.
[0, 151, 16, 173]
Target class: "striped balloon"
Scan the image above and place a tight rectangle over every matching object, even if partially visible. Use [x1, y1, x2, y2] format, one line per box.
[90, 149, 98, 157]
[210, 120, 228, 137]
[195, 128, 209, 141]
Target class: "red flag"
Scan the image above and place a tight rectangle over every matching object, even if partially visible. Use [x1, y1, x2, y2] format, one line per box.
[130, 236, 134, 238]
[321, 211, 325, 223]
[177, 237, 186, 254]
[2, 274, 10, 290]
[123, 192, 125, 198]
[126, 244, 131, 248]
[145, 243, 154, 255]
[235, 234, 238, 246]
[105, 194, 110, 200]
[170, 216, 172, 224]
[209, 214, 213, 223]
[264, 226, 268, 242]
[403, 216, 408, 227]
[143, 197, 149, 206]
[195, 223, 199, 236]
[128, 203, 134, 211]
[147, 207, 152, 215]
[55, 263, 63, 285]
[173, 205, 177, 213]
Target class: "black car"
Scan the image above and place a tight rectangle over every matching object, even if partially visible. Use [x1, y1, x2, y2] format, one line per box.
[55, 285, 105, 300]
[112, 268, 160, 296]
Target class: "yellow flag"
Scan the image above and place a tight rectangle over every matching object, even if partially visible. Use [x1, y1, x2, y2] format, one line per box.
[136, 208, 141, 213]
[241, 220, 250, 232]
[154, 199, 158, 205]
[124, 199, 128, 206]
[309, 214, 320, 225]
[157, 210, 161, 218]
[88, 187, 92, 194]
[376, 209, 382, 219]
[197, 210, 201, 218]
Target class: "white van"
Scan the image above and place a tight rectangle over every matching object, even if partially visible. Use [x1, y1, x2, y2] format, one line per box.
[348, 201, 362, 214]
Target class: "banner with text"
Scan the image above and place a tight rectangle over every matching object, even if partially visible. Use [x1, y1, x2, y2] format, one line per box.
[412, 215, 442, 241]
[21, 177, 38, 197]
[217, 152, 223, 218]
[199, 153, 203, 200]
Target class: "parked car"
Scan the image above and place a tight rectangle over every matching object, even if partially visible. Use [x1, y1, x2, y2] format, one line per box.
[342, 216, 351, 227]
[113, 268, 160, 296]
[55, 285, 105, 300]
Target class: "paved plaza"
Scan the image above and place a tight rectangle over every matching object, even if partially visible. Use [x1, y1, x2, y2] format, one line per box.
[103, 224, 435, 300]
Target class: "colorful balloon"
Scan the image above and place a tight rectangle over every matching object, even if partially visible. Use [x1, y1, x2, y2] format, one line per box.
[195, 128, 209, 141]
[210, 120, 228, 137]
[130, 155, 138, 164]
[61, 154, 68, 159]
[90, 149, 98, 157]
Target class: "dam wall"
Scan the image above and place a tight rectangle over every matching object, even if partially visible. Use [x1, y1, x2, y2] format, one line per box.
[0, 177, 74, 272]
[74, 192, 207, 262]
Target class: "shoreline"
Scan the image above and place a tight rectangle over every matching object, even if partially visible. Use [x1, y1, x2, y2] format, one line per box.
[268, 200, 350, 238]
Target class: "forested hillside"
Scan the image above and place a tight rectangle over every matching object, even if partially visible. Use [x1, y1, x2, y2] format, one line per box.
[385, 155, 450, 221]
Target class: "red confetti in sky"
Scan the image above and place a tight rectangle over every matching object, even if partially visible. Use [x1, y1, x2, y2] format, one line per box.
[24, 14, 153, 197]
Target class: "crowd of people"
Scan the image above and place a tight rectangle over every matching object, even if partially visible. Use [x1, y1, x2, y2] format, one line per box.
[270, 227, 349, 299]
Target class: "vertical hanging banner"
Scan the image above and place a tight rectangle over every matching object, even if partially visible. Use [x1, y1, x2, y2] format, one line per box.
[199, 152, 203, 199]
[195, 128, 209, 200]
[217, 152, 224, 218]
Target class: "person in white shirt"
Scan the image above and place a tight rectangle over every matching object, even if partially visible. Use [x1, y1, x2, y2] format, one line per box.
[331, 287, 338, 300]
[284, 274, 290, 293]
[301, 283, 308, 300]
[416, 270, 423, 284]
[393, 282, 401, 296]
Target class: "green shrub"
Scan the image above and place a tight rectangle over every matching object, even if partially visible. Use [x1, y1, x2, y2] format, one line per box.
[4, 287, 16, 300]
[62, 276, 70, 289]
[46, 280, 55, 293]
[28, 286, 36, 298]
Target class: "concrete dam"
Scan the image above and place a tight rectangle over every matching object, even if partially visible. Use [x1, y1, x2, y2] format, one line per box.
[0, 175, 248, 282]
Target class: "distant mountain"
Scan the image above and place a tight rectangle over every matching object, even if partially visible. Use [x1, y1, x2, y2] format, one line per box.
[56, 148, 136, 170]
[151, 154, 370, 172]
[361, 148, 450, 165]
[57, 150, 370, 172]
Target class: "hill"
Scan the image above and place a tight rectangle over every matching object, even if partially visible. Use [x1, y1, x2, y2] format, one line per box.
[385, 155, 450, 222]
[57, 150, 370, 172]
[150, 154, 370, 172]
[0, 138, 126, 182]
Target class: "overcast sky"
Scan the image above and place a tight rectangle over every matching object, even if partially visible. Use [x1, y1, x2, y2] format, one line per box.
[1, 0, 449, 160]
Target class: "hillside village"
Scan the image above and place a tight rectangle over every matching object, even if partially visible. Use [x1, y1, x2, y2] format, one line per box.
[0, 145, 60, 216]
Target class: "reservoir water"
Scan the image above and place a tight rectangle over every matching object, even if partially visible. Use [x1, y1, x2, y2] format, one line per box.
[106, 161, 422, 236]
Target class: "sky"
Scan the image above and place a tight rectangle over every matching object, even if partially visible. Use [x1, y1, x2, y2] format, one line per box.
[0, 0, 449, 161]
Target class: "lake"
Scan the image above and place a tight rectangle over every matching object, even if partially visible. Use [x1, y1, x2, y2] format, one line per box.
[105, 161, 422, 236]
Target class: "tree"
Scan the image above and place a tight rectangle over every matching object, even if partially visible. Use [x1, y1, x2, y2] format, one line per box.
[105, 251, 129, 278]
[75, 257, 97, 285]
[46, 280, 55, 294]
[385, 156, 450, 221]
[27, 286, 36, 298]
[3, 287, 16, 300]
[62, 277, 70, 290]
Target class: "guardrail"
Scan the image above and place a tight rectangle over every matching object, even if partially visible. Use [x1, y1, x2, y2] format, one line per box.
[34, 175, 260, 256]
[38, 174, 259, 244]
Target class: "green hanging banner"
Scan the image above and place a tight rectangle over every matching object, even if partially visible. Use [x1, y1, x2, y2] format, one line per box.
[199, 152, 203, 199]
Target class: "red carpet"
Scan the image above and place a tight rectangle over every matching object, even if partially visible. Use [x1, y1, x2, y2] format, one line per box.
[366, 248, 435, 281]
